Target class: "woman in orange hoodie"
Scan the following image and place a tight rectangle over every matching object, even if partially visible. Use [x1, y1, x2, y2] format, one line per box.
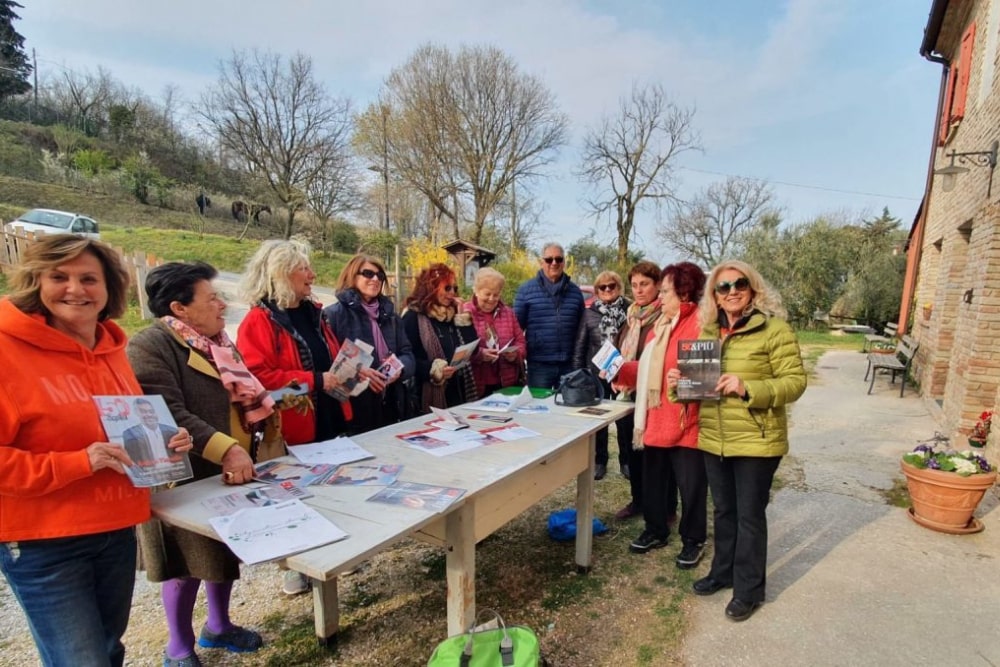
[0, 235, 192, 667]
[613, 262, 708, 568]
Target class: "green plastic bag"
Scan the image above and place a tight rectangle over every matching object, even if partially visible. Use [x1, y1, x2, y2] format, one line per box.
[428, 609, 541, 667]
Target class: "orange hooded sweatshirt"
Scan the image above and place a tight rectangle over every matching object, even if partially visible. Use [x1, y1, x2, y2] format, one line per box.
[0, 298, 150, 541]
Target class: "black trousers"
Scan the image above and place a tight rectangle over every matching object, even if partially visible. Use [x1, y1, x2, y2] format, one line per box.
[617, 412, 642, 508]
[642, 446, 705, 545]
[703, 453, 781, 603]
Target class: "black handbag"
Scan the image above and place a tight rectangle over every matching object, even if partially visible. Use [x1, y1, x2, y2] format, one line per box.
[553, 368, 604, 407]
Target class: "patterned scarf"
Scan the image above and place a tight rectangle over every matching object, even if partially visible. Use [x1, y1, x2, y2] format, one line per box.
[416, 311, 478, 411]
[594, 296, 628, 341]
[620, 299, 662, 362]
[162, 316, 275, 425]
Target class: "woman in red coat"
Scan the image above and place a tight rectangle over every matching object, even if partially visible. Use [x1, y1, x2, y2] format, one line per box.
[464, 267, 526, 397]
[614, 262, 708, 568]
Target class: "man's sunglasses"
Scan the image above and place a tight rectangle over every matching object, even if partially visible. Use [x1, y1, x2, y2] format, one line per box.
[357, 269, 386, 282]
[542, 256, 565, 265]
[596, 284, 617, 292]
[714, 277, 751, 295]
[443, 284, 458, 293]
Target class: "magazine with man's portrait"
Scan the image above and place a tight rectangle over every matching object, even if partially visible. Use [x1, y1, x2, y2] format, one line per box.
[93, 395, 193, 487]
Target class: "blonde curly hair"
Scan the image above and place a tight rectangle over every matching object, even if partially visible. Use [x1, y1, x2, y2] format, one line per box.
[239, 239, 313, 309]
[698, 259, 786, 326]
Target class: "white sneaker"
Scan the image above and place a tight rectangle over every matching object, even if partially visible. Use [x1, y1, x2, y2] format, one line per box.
[282, 570, 310, 595]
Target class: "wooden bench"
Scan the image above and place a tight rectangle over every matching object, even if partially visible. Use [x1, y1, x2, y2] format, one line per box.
[864, 334, 918, 397]
[863, 322, 898, 352]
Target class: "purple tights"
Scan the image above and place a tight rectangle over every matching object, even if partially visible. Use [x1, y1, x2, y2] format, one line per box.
[162, 577, 236, 659]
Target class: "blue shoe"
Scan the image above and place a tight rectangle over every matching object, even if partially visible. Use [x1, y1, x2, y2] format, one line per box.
[197, 625, 263, 653]
[163, 651, 203, 667]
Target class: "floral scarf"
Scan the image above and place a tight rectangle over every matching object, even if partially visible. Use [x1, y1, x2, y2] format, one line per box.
[594, 296, 628, 341]
[162, 316, 274, 425]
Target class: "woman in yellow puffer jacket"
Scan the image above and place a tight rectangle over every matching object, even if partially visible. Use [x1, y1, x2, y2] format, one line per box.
[669, 259, 806, 623]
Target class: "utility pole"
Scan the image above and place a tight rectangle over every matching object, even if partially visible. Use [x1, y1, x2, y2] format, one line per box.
[32, 49, 38, 119]
[381, 104, 390, 232]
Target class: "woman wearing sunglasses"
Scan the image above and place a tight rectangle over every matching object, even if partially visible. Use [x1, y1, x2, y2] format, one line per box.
[572, 270, 629, 480]
[324, 255, 415, 433]
[669, 260, 806, 622]
[402, 263, 480, 412]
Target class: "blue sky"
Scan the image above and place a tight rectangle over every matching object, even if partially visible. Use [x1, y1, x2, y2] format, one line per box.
[17, 0, 940, 261]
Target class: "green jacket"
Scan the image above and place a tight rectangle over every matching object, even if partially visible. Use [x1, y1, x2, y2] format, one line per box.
[697, 311, 806, 458]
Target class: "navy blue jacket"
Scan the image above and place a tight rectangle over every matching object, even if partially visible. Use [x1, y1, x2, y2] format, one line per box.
[513, 271, 585, 364]
[322, 289, 415, 379]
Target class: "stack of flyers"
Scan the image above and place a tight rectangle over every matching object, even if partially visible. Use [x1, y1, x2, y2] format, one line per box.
[328, 339, 374, 401]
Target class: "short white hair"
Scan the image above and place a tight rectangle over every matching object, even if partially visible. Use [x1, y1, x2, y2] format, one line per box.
[473, 267, 506, 290]
[540, 242, 564, 257]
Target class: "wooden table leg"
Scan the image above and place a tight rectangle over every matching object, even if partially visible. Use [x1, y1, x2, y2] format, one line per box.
[575, 432, 595, 574]
[445, 499, 475, 636]
[312, 575, 340, 647]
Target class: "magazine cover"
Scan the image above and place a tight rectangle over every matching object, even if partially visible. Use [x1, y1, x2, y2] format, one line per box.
[324, 463, 403, 486]
[253, 460, 338, 487]
[676, 339, 722, 400]
[93, 395, 193, 487]
[367, 481, 466, 512]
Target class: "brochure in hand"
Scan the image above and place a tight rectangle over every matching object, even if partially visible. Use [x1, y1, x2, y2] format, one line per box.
[328, 339, 374, 401]
[93, 395, 193, 488]
[367, 481, 466, 512]
[676, 339, 722, 400]
[449, 338, 480, 369]
[377, 353, 405, 381]
[591, 340, 624, 381]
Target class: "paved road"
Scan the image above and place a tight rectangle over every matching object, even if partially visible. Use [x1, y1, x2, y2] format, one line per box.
[680, 350, 1000, 666]
[214, 270, 338, 340]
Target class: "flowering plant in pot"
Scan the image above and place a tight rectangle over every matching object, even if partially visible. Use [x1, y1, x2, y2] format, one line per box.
[968, 410, 992, 448]
[900, 435, 996, 535]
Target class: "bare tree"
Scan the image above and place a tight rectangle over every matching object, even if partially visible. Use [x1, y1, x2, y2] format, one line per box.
[356, 44, 568, 244]
[658, 176, 776, 267]
[579, 83, 699, 265]
[197, 49, 353, 239]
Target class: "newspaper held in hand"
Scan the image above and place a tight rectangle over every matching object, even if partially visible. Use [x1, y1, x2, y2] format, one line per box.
[328, 339, 374, 401]
[449, 338, 480, 369]
[676, 339, 722, 400]
[93, 395, 193, 488]
[591, 340, 624, 381]
[377, 353, 405, 381]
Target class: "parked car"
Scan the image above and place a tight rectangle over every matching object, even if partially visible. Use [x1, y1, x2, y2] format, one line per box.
[579, 284, 595, 307]
[4, 208, 101, 240]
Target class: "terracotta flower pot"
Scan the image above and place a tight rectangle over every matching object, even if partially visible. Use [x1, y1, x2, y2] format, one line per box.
[901, 461, 996, 534]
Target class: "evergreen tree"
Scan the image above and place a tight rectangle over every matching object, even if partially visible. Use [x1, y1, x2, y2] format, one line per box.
[0, 0, 32, 101]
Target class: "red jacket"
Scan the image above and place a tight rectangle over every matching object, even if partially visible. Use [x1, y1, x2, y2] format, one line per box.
[464, 298, 526, 397]
[0, 299, 150, 541]
[237, 303, 352, 445]
[615, 302, 701, 448]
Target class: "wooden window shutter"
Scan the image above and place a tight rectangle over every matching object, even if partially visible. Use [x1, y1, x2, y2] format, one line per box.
[940, 65, 958, 144]
[952, 22, 976, 119]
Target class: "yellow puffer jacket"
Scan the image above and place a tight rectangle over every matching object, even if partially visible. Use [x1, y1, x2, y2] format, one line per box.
[697, 311, 806, 458]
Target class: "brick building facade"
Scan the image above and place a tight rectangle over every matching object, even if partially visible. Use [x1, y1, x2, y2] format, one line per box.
[908, 0, 1000, 450]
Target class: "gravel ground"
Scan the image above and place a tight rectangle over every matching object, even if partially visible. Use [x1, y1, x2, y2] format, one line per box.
[0, 560, 312, 667]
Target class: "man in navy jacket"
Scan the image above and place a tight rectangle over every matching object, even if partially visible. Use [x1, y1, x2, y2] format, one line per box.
[514, 242, 585, 389]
